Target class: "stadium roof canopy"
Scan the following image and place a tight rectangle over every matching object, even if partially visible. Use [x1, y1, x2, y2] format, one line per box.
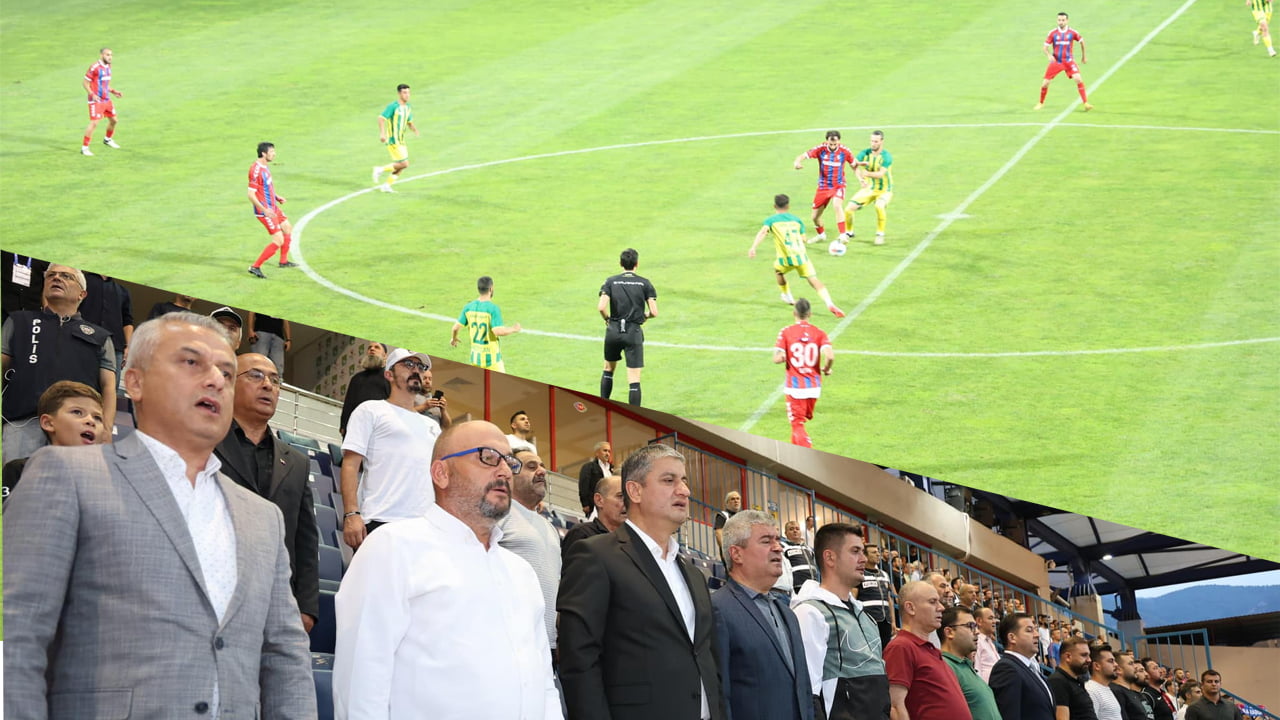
[970, 490, 1279, 599]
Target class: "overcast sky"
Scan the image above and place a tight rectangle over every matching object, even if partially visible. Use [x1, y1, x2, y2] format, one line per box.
[1136, 569, 1280, 599]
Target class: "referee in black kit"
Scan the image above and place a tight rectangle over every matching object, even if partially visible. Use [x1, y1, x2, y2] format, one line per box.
[597, 248, 658, 406]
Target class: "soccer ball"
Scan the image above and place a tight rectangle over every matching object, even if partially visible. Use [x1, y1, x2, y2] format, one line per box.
[828, 240, 847, 257]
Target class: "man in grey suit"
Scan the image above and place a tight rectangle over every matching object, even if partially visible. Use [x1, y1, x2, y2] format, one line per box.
[713, 510, 814, 720]
[214, 352, 320, 633]
[3, 311, 316, 719]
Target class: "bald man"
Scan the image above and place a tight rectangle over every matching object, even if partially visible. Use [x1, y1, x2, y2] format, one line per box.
[883, 581, 972, 720]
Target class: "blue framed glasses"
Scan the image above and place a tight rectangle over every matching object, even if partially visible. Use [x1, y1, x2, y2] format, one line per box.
[438, 446, 521, 473]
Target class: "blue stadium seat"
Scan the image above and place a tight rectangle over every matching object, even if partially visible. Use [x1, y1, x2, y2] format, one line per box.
[313, 452, 333, 478]
[329, 492, 344, 512]
[313, 666, 334, 720]
[315, 505, 339, 546]
[318, 544, 343, 583]
[309, 473, 336, 498]
[279, 429, 322, 451]
[311, 590, 336, 654]
[328, 442, 343, 468]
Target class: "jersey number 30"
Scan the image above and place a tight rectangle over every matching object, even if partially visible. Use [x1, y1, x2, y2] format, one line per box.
[788, 341, 819, 368]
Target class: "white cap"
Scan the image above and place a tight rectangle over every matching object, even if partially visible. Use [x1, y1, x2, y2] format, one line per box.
[209, 306, 243, 327]
[385, 347, 431, 372]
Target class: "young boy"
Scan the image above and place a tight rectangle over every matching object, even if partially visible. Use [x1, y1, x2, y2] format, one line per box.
[3, 381, 106, 503]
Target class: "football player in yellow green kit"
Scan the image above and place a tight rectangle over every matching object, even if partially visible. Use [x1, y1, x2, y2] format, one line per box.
[841, 130, 894, 246]
[450, 275, 522, 372]
[372, 83, 419, 192]
[1248, 0, 1276, 56]
[748, 194, 845, 318]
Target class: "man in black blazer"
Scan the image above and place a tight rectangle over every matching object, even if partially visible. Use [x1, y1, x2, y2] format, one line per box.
[576, 440, 612, 514]
[713, 510, 813, 720]
[988, 612, 1055, 720]
[214, 352, 319, 631]
[559, 443, 725, 720]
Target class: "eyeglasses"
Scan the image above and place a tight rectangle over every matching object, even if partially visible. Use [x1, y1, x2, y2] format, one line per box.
[238, 368, 282, 387]
[947, 622, 979, 631]
[439, 446, 521, 473]
[399, 359, 430, 372]
[46, 270, 81, 285]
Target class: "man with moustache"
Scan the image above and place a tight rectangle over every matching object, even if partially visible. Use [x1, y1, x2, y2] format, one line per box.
[558, 443, 725, 720]
[214, 353, 319, 632]
[884, 580, 972, 719]
[562, 474, 626, 559]
[339, 348, 442, 550]
[1086, 645, 1123, 720]
[4, 312, 315, 718]
[1111, 652, 1156, 720]
[792, 522, 891, 720]
[712, 510, 814, 720]
[988, 612, 1056, 720]
[498, 447, 563, 652]
[333, 421, 561, 719]
[339, 341, 389, 437]
[940, 606, 1001, 720]
[1049, 636, 1098, 720]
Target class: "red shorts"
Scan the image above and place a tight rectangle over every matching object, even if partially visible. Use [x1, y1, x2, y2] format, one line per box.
[256, 210, 288, 235]
[88, 100, 116, 120]
[786, 396, 816, 424]
[811, 186, 846, 210]
[1044, 61, 1080, 80]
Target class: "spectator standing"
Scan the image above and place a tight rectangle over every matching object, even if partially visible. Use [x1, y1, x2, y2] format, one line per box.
[561, 474, 626, 560]
[333, 421, 561, 719]
[2, 381, 105, 504]
[974, 606, 1002, 682]
[79, 272, 133, 387]
[1112, 651, 1157, 720]
[1173, 681, 1201, 720]
[213, 353, 319, 633]
[2, 263, 116, 459]
[147, 292, 194, 319]
[883, 580, 973, 720]
[1185, 670, 1241, 720]
[1141, 658, 1178, 720]
[940, 606, 1002, 720]
[1086, 645, 1124, 720]
[988, 612, 1055, 720]
[505, 409, 537, 453]
[791, 522, 891, 720]
[209, 306, 244, 349]
[714, 490, 743, 561]
[854, 543, 896, 650]
[576, 440, 612, 515]
[340, 349, 442, 550]
[713, 510, 814, 720]
[781, 520, 819, 594]
[558, 443, 725, 720]
[3, 312, 315, 718]
[1048, 636, 1099, 720]
[248, 311, 290, 372]
[498, 448, 563, 653]
[339, 341, 390, 436]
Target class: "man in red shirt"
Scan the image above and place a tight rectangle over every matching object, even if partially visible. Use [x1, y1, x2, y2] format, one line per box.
[246, 142, 298, 278]
[81, 48, 123, 156]
[793, 130, 858, 242]
[772, 298, 833, 448]
[883, 581, 973, 720]
[1036, 12, 1093, 111]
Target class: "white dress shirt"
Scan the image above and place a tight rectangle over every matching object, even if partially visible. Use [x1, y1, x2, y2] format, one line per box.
[137, 431, 237, 719]
[334, 504, 561, 720]
[1008, 650, 1054, 704]
[625, 520, 710, 720]
[975, 632, 1000, 682]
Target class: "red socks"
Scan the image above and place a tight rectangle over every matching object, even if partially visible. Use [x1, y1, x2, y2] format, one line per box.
[253, 244, 278, 268]
[1040, 87, 1049, 103]
[1076, 82, 1088, 103]
[279, 234, 292, 263]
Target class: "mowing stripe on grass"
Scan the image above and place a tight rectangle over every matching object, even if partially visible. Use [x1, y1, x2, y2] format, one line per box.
[739, 0, 1205, 433]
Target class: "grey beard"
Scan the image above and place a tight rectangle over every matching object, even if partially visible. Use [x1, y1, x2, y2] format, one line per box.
[362, 355, 385, 370]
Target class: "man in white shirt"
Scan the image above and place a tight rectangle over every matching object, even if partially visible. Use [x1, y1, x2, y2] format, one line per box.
[558, 443, 726, 720]
[340, 347, 442, 549]
[505, 408, 537, 453]
[1086, 645, 1124, 720]
[333, 421, 561, 720]
[973, 606, 1002, 682]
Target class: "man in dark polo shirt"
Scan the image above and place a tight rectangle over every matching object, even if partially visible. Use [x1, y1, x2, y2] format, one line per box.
[883, 580, 972, 719]
[1186, 670, 1243, 720]
[1140, 657, 1177, 720]
[213, 352, 319, 632]
[1048, 636, 1098, 720]
[597, 247, 657, 406]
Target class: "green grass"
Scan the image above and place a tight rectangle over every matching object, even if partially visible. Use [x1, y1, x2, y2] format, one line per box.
[1, 0, 1277, 560]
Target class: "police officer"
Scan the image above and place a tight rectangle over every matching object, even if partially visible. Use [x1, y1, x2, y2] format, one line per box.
[2, 264, 116, 458]
[597, 247, 657, 406]
[854, 543, 897, 650]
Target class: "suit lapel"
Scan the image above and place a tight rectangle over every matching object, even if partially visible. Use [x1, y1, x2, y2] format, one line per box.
[266, 438, 291, 499]
[727, 580, 794, 675]
[214, 430, 254, 492]
[110, 434, 215, 612]
[218, 474, 254, 626]
[618, 525, 691, 645]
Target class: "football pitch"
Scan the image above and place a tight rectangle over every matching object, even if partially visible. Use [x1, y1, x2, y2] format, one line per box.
[1, 0, 1277, 559]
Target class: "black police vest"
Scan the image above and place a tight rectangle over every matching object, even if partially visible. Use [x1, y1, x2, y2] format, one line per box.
[3, 310, 109, 420]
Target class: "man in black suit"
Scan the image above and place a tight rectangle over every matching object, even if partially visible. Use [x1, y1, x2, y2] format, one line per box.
[214, 352, 319, 632]
[712, 509, 813, 720]
[576, 440, 612, 514]
[988, 612, 1055, 720]
[558, 443, 725, 720]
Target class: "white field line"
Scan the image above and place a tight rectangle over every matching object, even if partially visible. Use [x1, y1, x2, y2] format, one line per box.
[739, 0, 1206, 431]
